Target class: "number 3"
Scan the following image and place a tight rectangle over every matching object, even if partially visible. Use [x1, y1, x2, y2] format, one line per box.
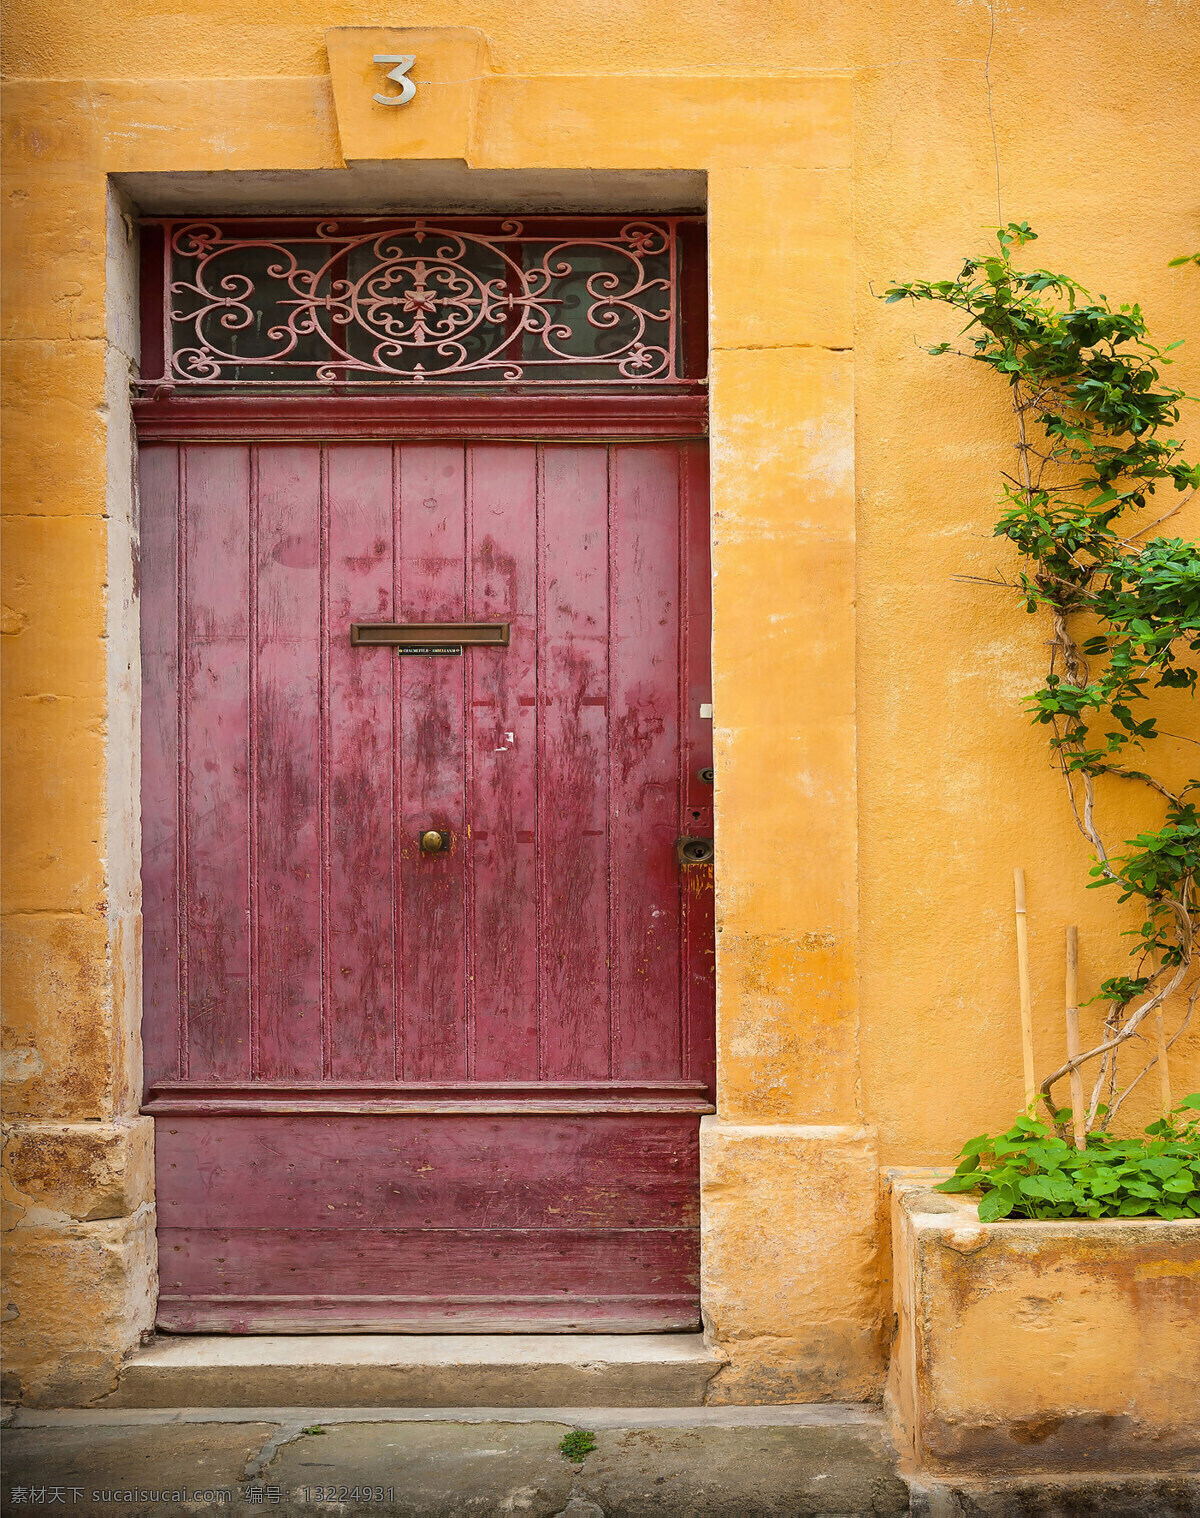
[372, 54, 416, 107]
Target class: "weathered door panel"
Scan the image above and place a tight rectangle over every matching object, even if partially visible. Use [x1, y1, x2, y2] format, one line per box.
[139, 444, 181, 1092]
[255, 445, 324, 1081]
[326, 444, 397, 1078]
[397, 444, 470, 1082]
[467, 445, 541, 1082]
[184, 445, 253, 1082]
[141, 437, 713, 1331]
[155, 1113, 700, 1331]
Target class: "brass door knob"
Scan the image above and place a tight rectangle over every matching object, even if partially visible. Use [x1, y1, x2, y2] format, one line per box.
[420, 829, 449, 855]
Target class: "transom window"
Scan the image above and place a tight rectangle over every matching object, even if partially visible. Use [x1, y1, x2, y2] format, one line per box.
[140, 216, 706, 389]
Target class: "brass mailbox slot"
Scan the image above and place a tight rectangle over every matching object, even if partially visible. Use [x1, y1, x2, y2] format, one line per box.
[351, 622, 510, 648]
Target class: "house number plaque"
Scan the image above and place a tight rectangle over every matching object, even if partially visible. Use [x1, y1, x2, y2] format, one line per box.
[373, 54, 417, 107]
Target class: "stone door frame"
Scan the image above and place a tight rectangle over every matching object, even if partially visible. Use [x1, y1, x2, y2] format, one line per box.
[5, 29, 881, 1404]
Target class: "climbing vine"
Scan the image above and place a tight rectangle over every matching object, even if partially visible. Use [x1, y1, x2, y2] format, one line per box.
[884, 225, 1199, 1131]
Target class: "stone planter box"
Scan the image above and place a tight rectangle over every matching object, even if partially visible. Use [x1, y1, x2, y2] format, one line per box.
[887, 1171, 1200, 1477]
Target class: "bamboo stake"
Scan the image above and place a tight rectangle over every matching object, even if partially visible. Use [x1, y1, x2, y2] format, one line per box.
[1065, 926, 1085, 1149]
[1014, 869, 1036, 1110]
[1155, 1008, 1172, 1117]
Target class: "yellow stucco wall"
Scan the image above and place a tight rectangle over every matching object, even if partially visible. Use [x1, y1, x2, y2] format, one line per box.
[853, 1, 1200, 1161]
[2, 0, 1198, 1405]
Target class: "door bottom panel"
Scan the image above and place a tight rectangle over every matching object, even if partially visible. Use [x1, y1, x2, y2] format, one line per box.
[153, 1112, 702, 1333]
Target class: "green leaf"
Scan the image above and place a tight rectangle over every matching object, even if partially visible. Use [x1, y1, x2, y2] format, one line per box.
[558, 1431, 597, 1464]
[936, 1173, 984, 1193]
[977, 1189, 1014, 1221]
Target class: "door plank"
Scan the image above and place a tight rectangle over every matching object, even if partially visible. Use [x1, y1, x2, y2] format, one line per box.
[254, 445, 324, 1079]
[538, 446, 612, 1079]
[609, 445, 684, 1078]
[154, 1114, 700, 1229]
[467, 444, 540, 1080]
[326, 444, 397, 1080]
[157, 1226, 698, 1298]
[183, 445, 252, 1080]
[397, 445, 468, 1080]
[156, 1297, 700, 1334]
[682, 443, 717, 1093]
[139, 444, 181, 1087]
[156, 1206, 699, 1329]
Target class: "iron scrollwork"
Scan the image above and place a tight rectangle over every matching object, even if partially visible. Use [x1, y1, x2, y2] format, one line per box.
[163, 218, 691, 386]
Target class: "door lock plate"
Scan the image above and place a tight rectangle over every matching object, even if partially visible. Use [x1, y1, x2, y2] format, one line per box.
[676, 835, 714, 866]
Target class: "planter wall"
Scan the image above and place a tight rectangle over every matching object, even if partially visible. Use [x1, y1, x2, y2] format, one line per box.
[887, 1172, 1200, 1477]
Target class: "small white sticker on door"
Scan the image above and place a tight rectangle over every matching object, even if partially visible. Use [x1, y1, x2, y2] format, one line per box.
[700, 703, 713, 720]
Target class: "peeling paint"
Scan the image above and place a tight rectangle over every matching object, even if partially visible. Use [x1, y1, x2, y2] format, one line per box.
[1, 1049, 44, 1082]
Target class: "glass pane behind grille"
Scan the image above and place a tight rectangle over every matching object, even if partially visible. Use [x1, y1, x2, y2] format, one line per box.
[161, 219, 693, 387]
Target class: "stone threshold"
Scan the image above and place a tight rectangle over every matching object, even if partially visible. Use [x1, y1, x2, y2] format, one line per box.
[96, 1333, 729, 1409]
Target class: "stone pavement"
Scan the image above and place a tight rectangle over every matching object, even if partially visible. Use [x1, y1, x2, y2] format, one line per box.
[1, 1407, 906, 1517]
[2, 1407, 1198, 1517]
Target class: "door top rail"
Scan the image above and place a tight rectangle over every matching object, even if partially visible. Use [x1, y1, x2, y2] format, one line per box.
[132, 390, 708, 440]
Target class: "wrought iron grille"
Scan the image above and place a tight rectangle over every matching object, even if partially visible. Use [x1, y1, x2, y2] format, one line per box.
[147, 217, 703, 387]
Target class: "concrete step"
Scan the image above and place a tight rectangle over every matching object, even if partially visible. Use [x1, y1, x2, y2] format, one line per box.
[101, 1334, 727, 1409]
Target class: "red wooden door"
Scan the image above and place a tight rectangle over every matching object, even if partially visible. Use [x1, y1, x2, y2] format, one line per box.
[140, 434, 714, 1331]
